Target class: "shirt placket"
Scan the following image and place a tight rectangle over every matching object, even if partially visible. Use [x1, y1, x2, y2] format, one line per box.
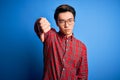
[60, 38, 69, 80]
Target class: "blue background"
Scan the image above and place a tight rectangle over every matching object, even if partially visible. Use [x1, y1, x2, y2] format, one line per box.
[0, 0, 120, 80]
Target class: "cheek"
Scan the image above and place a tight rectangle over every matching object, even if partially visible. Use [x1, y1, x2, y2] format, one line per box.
[60, 27, 64, 31]
[72, 24, 75, 29]
[57, 26, 63, 32]
[72, 23, 75, 27]
[70, 25, 74, 29]
[57, 25, 64, 29]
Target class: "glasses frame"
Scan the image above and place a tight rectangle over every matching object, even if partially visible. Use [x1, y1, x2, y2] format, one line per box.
[57, 18, 75, 25]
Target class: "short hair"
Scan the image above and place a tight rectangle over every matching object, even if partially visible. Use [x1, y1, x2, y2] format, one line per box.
[54, 4, 76, 23]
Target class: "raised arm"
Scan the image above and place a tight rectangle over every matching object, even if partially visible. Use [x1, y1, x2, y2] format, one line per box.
[34, 17, 51, 42]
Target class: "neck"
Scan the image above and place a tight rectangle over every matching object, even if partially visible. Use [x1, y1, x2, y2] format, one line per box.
[66, 33, 72, 38]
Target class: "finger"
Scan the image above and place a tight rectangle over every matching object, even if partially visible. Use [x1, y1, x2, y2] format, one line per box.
[39, 18, 50, 27]
[37, 18, 45, 27]
[39, 19, 44, 24]
[40, 23, 47, 30]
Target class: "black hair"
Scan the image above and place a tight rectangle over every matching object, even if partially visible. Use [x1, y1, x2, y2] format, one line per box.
[54, 4, 76, 23]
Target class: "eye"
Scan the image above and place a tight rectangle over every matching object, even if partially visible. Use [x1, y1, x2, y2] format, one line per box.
[68, 19, 73, 22]
[58, 20, 65, 23]
[68, 19, 74, 22]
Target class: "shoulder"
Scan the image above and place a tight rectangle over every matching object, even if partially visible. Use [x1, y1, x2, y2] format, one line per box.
[44, 28, 57, 42]
[74, 37, 87, 51]
[45, 28, 56, 35]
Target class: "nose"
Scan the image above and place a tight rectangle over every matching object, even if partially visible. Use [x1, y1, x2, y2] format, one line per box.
[64, 22, 69, 28]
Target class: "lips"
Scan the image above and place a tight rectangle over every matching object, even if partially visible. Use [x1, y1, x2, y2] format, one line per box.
[65, 29, 71, 31]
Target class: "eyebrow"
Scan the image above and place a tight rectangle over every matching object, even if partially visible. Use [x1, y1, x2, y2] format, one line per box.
[58, 18, 74, 21]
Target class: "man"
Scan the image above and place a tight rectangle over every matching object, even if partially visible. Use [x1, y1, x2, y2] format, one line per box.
[34, 4, 88, 80]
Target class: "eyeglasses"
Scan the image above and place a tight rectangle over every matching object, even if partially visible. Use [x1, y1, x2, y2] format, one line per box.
[57, 18, 74, 25]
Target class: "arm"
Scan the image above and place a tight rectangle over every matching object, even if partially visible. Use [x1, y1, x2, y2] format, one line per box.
[77, 44, 88, 80]
[34, 17, 51, 42]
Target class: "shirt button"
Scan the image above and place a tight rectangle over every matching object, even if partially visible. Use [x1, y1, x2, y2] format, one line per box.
[66, 48, 68, 51]
[63, 59, 65, 62]
[63, 68, 65, 71]
[66, 40, 68, 42]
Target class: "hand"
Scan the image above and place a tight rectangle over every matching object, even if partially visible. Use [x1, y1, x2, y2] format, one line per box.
[37, 17, 51, 33]
[34, 17, 51, 42]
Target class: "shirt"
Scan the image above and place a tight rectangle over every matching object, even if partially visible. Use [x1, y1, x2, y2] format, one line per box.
[37, 28, 88, 80]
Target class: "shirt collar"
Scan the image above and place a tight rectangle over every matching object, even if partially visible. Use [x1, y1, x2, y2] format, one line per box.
[58, 31, 74, 41]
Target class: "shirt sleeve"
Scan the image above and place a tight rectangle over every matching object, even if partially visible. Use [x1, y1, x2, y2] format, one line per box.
[43, 28, 56, 43]
[76, 43, 88, 80]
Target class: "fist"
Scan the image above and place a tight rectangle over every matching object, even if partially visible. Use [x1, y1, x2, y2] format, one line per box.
[37, 17, 51, 33]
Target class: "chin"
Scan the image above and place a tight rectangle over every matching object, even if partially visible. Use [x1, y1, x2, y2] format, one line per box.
[62, 30, 72, 35]
[65, 32, 72, 35]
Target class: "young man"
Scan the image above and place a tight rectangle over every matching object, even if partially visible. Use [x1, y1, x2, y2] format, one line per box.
[34, 4, 88, 80]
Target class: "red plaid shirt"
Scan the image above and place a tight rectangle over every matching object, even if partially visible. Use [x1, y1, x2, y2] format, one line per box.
[38, 28, 88, 80]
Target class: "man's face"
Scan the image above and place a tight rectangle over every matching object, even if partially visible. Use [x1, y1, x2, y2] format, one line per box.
[57, 11, 75, 37]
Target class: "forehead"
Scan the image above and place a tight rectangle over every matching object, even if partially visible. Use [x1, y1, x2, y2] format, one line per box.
[58, 11, 74, 20]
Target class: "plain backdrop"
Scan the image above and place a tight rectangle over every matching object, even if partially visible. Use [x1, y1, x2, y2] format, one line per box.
[0, 0, 120, 80]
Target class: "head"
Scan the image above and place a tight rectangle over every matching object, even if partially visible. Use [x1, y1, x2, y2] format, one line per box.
[54, 4, 76, 37]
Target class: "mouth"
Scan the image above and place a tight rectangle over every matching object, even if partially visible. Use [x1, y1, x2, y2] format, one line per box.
[64, 29, 72, 33]
[65, 29, 71, 31]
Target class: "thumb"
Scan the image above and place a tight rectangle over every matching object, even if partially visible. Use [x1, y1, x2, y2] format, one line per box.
[40, 33, 44, 42]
